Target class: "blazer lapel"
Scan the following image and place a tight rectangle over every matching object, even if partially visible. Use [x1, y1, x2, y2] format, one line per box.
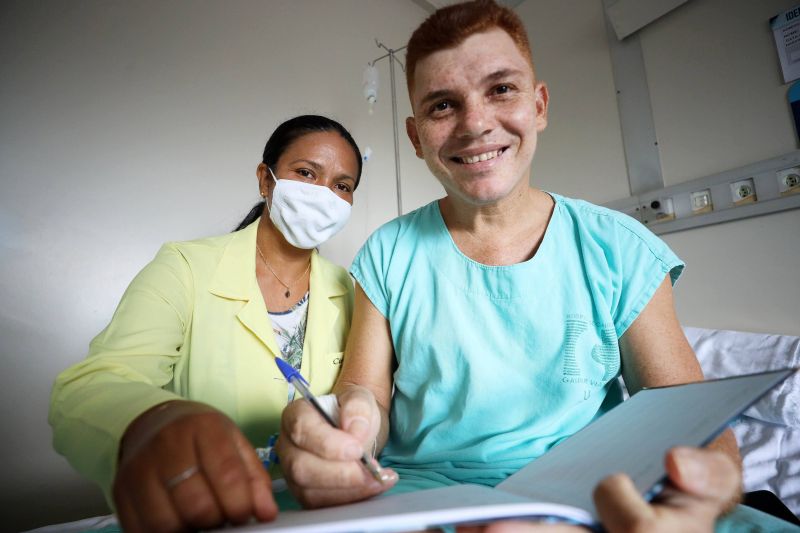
[208, 221, 281, 358]
[302, 251, 349, 381]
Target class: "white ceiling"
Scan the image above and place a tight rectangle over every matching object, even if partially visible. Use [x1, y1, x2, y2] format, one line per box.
[410, 0, 526, 14]
[604, 0, 691, 40]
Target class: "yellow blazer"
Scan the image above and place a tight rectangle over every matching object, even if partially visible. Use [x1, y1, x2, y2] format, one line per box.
[49, 221, 353, 499]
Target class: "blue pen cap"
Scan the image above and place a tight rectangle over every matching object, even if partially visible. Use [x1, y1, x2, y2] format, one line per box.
[274, 357, 309, 385]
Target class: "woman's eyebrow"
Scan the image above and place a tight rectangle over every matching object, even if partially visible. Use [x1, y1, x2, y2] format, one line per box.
[287, 158, 323, 170]
[288, 158, 356, 184]
[337, 173, 357, 185]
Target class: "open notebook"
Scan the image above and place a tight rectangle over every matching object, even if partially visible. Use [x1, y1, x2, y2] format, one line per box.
[228, 368, 796, 533]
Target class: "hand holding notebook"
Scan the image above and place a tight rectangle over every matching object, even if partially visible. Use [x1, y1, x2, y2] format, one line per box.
[225, 368, 795, 533]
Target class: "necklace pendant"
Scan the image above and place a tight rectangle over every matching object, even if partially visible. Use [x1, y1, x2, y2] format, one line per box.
[285, 289, 291, 298]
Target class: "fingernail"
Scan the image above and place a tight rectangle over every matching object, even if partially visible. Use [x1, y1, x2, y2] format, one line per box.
[379, 469, 398, 483]
[674, 448, 708, 491]
[345, 416, 369, 439]
[368, 468, 397, 488]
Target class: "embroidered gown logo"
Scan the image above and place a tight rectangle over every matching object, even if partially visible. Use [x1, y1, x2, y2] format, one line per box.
[562, 314, 620, 391]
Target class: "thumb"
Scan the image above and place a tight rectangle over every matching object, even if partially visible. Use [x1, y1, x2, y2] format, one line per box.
[665, 447, 741, 504]
[338, 387, 380, 447]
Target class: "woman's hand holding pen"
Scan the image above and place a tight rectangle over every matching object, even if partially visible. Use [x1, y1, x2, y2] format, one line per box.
[276, 385, 398, 508]
[113, 400, 278, 533]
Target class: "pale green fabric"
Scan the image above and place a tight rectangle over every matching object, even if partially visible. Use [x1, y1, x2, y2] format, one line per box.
[352, 195, 682, 489]
[350, 195, 798, 530]
[716, 504, 799, 532]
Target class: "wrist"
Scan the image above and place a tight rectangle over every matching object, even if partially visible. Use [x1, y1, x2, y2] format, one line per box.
[119, 400, 216, 463]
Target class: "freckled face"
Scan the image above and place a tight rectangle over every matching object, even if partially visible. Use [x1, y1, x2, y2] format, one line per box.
[259, 131, 359, 205]
[406, 29, 548, 206]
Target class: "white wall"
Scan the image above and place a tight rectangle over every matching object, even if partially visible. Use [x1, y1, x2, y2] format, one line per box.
[1, 0, 798, 530]
[515, 0, 800, 335]
[0, 1, 429, 529]
[518, 0, 631, 204]
[640, 0, 800, 335]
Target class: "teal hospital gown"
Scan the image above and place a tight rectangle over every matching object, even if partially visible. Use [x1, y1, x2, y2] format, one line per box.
[349, 194, 796, 531]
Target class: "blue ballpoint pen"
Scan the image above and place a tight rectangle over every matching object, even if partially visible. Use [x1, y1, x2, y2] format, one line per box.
[274, 357, 387, 482]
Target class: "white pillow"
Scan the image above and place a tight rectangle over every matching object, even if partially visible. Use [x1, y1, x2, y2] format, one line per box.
[684, 327, 800, 428]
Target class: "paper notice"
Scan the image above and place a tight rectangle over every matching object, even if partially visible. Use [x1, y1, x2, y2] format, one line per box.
[772, 6, 800, 84]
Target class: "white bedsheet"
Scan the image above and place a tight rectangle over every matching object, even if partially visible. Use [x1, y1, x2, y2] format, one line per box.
[732, 419, 800, 514]
[685, 326, 800, 514]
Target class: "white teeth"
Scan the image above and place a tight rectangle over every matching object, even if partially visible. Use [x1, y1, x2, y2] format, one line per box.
[459, 149, 501, 164]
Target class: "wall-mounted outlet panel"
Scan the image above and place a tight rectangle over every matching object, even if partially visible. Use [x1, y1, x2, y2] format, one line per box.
[650, 197, 675, 223]
[690, 189, 713, 214]
[730, 178, 757, 206]
[776, 167, 800, 196]
[605, 151, 800, 235]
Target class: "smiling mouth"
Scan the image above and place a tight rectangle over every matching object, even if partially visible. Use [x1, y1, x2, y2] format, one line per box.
[452, 147, 507, 165]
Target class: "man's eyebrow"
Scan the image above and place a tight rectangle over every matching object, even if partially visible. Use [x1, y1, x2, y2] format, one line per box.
[484, 68, 524, 83]
[418, 68, 526, 107]
[419, 89, 454, 108]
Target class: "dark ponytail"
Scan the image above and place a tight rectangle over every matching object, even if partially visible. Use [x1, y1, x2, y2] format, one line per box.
[234, 201, 267, 232]
[233, 115, 362, 232]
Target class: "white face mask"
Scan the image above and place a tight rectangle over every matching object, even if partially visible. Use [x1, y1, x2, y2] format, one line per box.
[266, 167, 352, 249]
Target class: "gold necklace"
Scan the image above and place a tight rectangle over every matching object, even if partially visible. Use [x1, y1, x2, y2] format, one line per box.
[256, 244, 311, 298]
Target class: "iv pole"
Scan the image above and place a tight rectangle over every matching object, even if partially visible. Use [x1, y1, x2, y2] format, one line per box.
[369, 40, 406, 216]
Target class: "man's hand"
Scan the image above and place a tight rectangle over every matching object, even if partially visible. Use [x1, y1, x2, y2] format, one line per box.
[594, 447, 740, 532]
[113, 400, 277, 533]
[275, 386, 397, 508]
[459, 447, 740, 533]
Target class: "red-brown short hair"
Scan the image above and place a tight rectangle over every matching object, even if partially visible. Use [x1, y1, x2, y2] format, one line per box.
[405, 0, 534, 98]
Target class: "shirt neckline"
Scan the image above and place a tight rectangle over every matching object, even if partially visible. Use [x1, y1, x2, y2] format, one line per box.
[268, 291, 310, 316]
[432, 192, 560, 270]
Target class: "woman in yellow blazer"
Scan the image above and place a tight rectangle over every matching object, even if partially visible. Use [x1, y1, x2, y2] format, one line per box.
[49, 115, 363, 532]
